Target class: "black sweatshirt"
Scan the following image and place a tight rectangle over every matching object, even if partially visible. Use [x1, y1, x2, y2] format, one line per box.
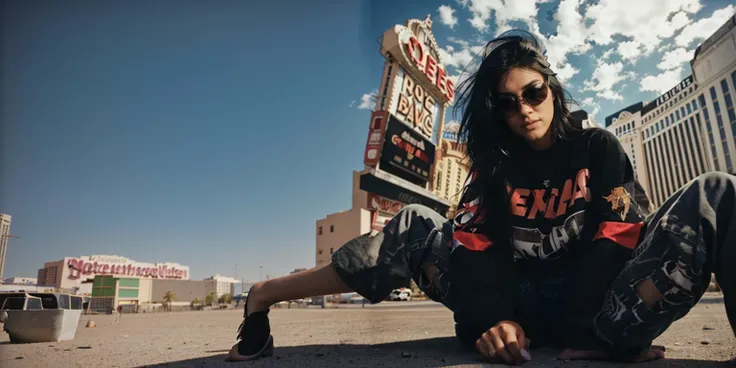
[450, 128, 648, 350]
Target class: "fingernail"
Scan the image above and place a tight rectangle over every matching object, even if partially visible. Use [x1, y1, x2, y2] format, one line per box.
[521, 349, 532, 361]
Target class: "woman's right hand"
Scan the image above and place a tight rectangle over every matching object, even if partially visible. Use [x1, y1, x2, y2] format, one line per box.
[475, 320, 530, 365]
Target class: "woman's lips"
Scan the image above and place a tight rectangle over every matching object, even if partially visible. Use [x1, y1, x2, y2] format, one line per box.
[523, 120, 541, 130]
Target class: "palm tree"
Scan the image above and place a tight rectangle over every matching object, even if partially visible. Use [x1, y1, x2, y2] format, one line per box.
[205, 292, 217, 306]
[220, 293, 233, 305]
[190, 297, 201, 310]
[162, 291, 176, 312]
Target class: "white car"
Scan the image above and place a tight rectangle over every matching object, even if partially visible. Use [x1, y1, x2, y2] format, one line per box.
[388, 288, 412, 301]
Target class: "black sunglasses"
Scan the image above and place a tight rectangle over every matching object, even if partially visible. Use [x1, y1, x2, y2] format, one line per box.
[495, 82, 549, 114]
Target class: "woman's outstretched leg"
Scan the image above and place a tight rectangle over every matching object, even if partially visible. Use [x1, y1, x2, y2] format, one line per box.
[227, 204, 454, 361]
[245, 263, 352, 315]
[589, 172, 736, 362]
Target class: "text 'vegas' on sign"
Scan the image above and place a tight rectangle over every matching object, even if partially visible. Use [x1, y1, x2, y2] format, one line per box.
[397, 74, 436, 139]
[404, 35, 454, 103]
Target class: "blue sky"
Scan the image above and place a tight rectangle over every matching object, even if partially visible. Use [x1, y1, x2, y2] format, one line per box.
[2, 0, 734, 283]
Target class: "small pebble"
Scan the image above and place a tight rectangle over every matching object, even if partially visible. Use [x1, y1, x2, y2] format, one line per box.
[703, 326, 715, 331]
[675, 342, 682, 346]
[15, 357, 24, 360]
[701, 339, 712, 345]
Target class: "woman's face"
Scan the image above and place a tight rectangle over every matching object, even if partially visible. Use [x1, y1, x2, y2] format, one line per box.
[496, 67, 555, 150]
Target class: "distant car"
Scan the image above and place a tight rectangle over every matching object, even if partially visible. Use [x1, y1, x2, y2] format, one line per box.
[388, 288, 412, 301]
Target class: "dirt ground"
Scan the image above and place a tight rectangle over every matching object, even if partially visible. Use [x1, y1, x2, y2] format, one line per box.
[0, 293, 733, 367]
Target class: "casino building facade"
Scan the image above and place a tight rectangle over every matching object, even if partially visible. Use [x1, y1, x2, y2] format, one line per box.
[606, 13, 736, 208]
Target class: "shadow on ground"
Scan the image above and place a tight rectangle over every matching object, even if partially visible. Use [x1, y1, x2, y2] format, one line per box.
[140, 337, 730, 368]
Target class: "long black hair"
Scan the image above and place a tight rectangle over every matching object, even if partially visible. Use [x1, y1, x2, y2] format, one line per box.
[453, 30, 580, 249]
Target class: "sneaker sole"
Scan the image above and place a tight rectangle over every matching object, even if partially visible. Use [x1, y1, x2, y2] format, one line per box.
[225, 335, 274, 362]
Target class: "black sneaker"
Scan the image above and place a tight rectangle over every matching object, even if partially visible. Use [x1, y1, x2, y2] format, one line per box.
[226, 291, 273, 361]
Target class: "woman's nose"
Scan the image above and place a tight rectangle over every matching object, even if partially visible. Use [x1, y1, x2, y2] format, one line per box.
[519, 100, 535, 116]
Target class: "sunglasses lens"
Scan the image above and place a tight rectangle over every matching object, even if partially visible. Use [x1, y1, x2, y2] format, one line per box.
[523, 85, 548, 106]
[497, 96, 518, 113]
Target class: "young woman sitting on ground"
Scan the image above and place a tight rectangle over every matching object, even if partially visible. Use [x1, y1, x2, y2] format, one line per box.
[227, 30, 735, 365]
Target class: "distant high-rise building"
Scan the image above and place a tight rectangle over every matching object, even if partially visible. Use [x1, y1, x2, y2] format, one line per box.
[432, 121, 470, 216]
[0, 214, 12, 281]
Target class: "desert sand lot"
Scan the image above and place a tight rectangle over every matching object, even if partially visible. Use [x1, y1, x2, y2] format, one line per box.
[0, 294, 734, 367]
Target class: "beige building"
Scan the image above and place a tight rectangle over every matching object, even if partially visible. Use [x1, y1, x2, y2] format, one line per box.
[432, 121, 470, 215]
[606, 102, 650, 194]
[690, 14, 736, 177]
[0, 214, 12, 281]
[2, 277, 37, 285]
[203, 274, 240, 298]
[315, 172, 375, 267]
[149, 279, 206, 304]
[37, 254, 190, 293]
[606, 14, 735, 208]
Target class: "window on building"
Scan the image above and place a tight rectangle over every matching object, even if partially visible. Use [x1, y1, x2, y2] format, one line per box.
[330, 225, 334, 233]
[676, 110, 680, 121]
[721, 79, 736, 137]
[686, 103, 692, 115]
[678, 123, 694, 179]
[692, 100, 698, 111]
[681, 106, 686, 119]
[330, 248, 334, 254]
[318, 249, 323, 255]
[318, 226, 322, 235]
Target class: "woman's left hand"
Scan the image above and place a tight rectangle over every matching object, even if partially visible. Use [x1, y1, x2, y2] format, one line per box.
[557, 345, 665, 363]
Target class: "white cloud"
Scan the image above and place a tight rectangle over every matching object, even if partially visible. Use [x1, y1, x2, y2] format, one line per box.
[581, 97, 601, 116]
[601, 49, 615, 61]
[657, 47, 693, 70]
[584, 0, 701, 55]
[640, 67, 685, 93]
[539, 0, 591, 70]
[555, 63, 580, 83]
[461, 0, 545, 33]
[674, 5, 736, 47]
[597, 89, 625, 101]
[583, 60, 636, 101]
[438, 5, 458, 29]
[617, 40, 645, 63]
[439, 46, 476, 69]
[358, 90, 377, 110]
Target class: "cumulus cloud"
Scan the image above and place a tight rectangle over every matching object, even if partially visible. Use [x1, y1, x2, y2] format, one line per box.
[657, 47, 694, 70]
[438, 46, 476, 69]
[460, 0, 546, 33]
[674, 5, 736, 47]
[583, 60, 636, 101]
[584, 0, 701, 57]
[581, 97, 601, 116]
[617, 41, 645, 63]
[438, 5, 458, 29]
[640, 67, 685, 93]
[358, 90, 377, 110]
